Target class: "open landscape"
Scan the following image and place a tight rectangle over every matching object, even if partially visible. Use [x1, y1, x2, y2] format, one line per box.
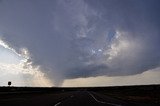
[0, 84, 159, 106]
[0, 0, 160, 106]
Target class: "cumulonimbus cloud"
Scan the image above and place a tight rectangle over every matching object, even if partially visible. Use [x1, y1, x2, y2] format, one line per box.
[0, 0, 160, 86]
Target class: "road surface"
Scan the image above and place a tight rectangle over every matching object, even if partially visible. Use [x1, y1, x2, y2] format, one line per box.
[53, 91, 128, 106]
[0, 91, 150, 106]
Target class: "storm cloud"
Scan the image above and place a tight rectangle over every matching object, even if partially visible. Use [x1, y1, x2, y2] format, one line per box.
[0, 0, 160, 86]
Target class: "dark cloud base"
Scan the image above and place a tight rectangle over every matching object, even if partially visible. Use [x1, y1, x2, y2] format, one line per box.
[0, 0, 160, 86]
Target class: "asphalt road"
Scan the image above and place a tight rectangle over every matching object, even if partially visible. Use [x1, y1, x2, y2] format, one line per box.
[0, 91, 150, 106]
[53, 91, 129, 106]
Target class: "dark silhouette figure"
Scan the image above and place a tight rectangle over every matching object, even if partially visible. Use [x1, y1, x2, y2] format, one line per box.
[8, 81, 11, 87]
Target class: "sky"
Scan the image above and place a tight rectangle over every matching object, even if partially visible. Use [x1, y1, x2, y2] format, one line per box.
[0, 0, 160, 87]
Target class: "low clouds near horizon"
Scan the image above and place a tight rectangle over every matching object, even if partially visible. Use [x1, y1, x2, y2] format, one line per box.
[0, 0, 160, 86]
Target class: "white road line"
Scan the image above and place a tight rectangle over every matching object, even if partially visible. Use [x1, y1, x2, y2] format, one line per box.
[54, 102, 61, 106]
[54, 95, 74, 106]
[88, 92, 121, 106]
[88, 92, 106, 104]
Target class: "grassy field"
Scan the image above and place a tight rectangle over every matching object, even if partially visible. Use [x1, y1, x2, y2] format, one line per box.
[95, 85, 160, 105]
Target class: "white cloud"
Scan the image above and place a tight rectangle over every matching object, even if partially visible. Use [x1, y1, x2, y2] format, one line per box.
[105, 30, 138, 60]
[0, 39, 53, 87]
[0, 38, 9, 49]
[0, 63, 53, 87]
[62, 67, 160, 87]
